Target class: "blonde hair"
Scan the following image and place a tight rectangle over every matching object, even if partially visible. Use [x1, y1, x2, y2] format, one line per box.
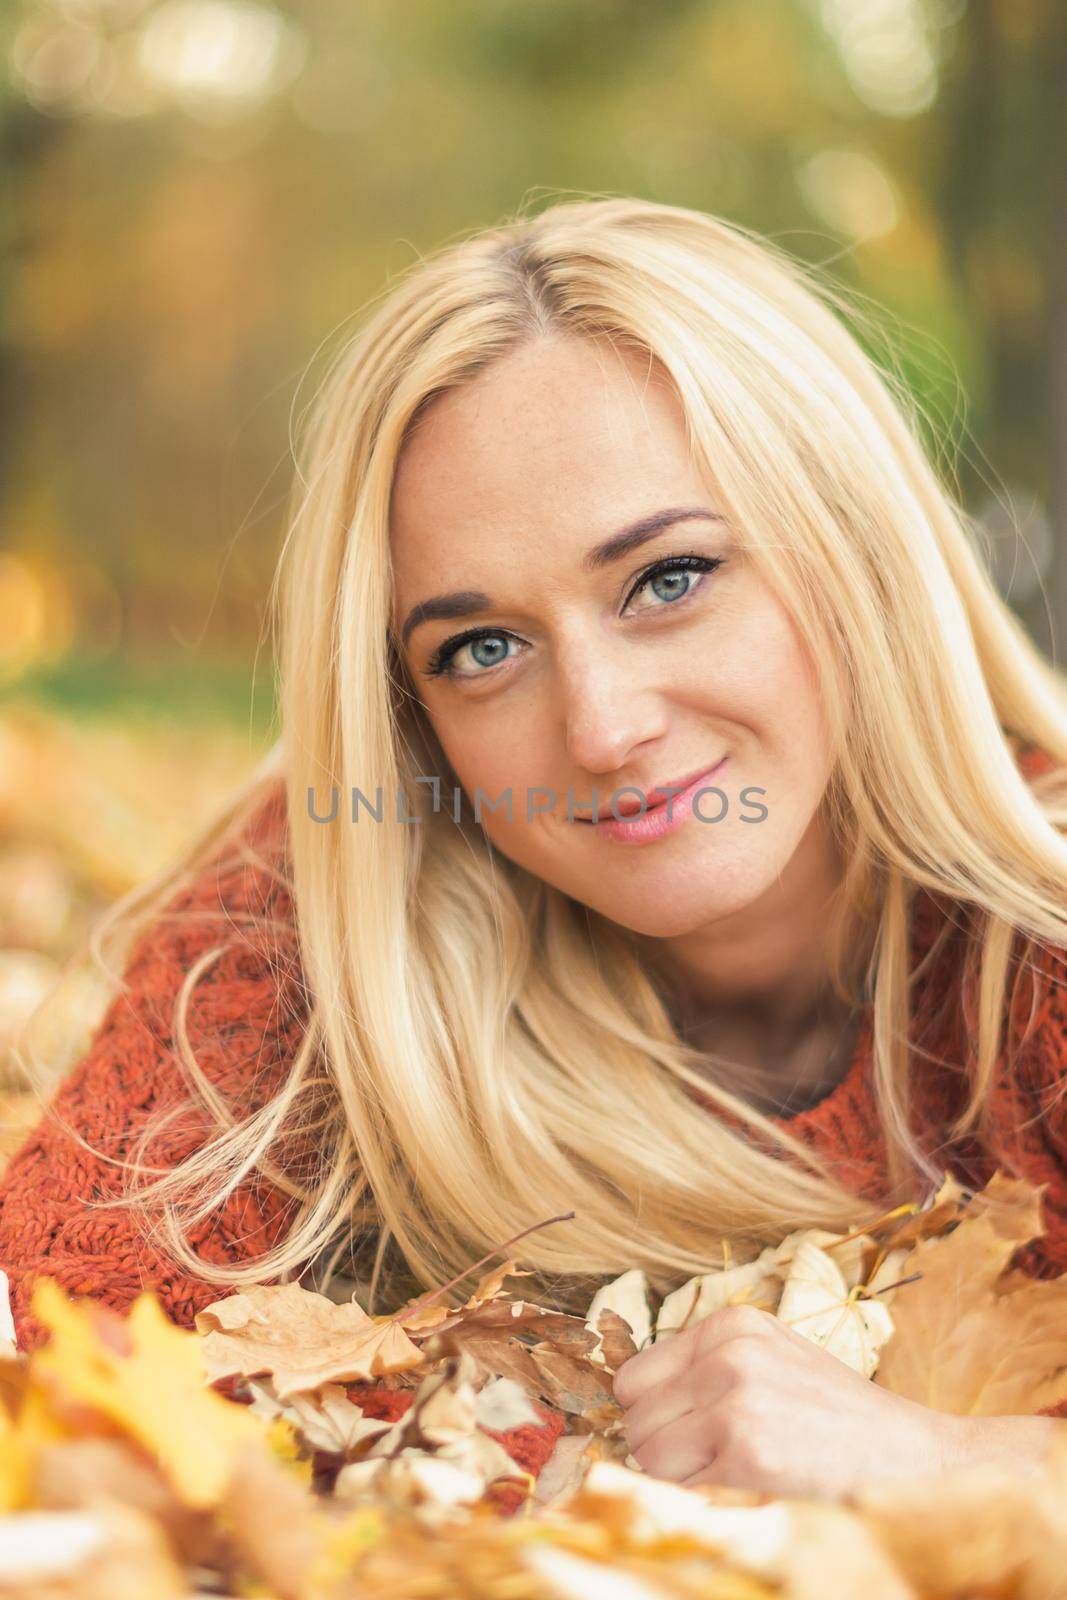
[20, 194, 1067, 1314]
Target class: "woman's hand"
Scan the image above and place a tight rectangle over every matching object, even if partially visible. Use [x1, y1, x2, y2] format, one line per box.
[612, 1303, 1058, 1501]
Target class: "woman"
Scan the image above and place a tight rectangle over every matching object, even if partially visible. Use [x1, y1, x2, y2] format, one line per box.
[4, 195, 1067, 1501]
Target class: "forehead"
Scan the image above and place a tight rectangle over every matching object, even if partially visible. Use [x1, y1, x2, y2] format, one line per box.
[389, 335, 704, 586]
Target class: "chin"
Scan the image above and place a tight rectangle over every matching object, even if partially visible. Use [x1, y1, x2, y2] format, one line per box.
[569, 861, 764, 939]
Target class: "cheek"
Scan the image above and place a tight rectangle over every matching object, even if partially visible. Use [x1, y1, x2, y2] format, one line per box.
[724, 599, 830, 761]
[421, 711, 551, 830]
[429, 720, 581, 876]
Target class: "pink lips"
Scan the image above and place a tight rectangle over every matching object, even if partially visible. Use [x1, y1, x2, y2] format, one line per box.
[592, 761, 724, 820]
[579, 758, 729, 846]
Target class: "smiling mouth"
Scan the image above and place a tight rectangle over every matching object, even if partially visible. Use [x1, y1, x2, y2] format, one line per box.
[575, 759, 726, 822]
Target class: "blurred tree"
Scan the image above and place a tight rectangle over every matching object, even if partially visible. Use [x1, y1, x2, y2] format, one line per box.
[0, 0, 1064, 698]
[931, 0, 1065, 657]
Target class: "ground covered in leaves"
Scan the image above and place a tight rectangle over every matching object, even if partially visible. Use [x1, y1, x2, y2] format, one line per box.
[2, 1171, 1067, 1598]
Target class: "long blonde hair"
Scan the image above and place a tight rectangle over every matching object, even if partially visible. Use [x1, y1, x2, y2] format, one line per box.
[20, 194, 1067, 1313]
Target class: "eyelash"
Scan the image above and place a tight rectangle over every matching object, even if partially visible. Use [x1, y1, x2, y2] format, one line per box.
[419, 552, 724, 681]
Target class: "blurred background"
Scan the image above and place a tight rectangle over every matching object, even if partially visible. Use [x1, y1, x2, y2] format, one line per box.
[0, 0, 1065, 1149]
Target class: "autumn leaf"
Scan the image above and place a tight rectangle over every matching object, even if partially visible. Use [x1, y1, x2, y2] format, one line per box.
[586, 1268, 651, 1358]
[0, 1402, 31, 1513]
[195, 1281, 424, 1398]
[244, 1376, 394, 1456]
[9, 1168, 1067, 1598]
[29, 1278, 270, 1510]
[32, 1436, 220, 1572]
[875, 1172, 1067, 1414]
[776, 1240, 896, 1378]
[416, 1288, 616, 1414]
[218, 1435, 333, 1600]
[334, 1354, 529, 1511]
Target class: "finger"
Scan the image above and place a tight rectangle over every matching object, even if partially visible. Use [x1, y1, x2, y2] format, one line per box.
[614, 1327, 696, 1409]
[680, 1460, 736, 1491]
[620, 1353, 739, 1456]
[630, 1402, 723, 1483]
[614, 1304, 772, 1409]
[619, 1379, 694, 1456]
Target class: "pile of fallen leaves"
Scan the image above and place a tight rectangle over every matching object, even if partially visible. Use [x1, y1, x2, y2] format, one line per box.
[3, 1170, 1067, 1598]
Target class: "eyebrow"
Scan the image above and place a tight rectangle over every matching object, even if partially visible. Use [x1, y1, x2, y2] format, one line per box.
[397, 505, 724, 648]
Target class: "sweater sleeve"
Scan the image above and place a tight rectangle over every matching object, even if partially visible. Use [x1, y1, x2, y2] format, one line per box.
[0, 812, 315, 1352]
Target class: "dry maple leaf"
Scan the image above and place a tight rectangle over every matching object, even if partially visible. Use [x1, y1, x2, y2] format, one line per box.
[396, 1258, 536, 1334]
[195, 1281, 425, 1399]
[31, 1436, 224, 1573]
[244, 1376, 394, 1456]
[652, 1226, 909, 1379]
[590, 1307, 640, 1371]
[776, 1240, 896, 1379]
[585, 1268, 652, 1356]
[872, 1173, 971, 1256]
[17, 1173, 1067, 1598]
[219, 1434, 331, 1600]
[875, 1171, 1067, 1415]
[334, 1354, 527, 1513]
[419, 1292, 617, 1415]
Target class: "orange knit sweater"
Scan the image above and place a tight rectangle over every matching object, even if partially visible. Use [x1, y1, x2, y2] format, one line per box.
[3, 742, 1067, 1476]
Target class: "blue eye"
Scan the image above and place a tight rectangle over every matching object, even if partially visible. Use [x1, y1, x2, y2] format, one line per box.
[420, 553, 723, 681]
[628, 555, 719, 613]
[421, 629, 519, 681]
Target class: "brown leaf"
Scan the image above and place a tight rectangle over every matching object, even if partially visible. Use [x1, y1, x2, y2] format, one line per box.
[0, 1499, 187, 1599]
[244, 1376, 394, 1456]
[396, 1259, 534, 1335]
[218, 1435, 330, 1600]
[872, 1173, 971, 1256]
[33, 1438, 220, 1570]
[427, 1296, 599, 1349]
[195, 1282, 423, 1399]
[593, 1307, 639, 1372]
[784, 1500, 915, 1600]
[422, 1327, 547, 1391]
[528, 1344, 616, 1415]
[875, 1173, 1067, 1414]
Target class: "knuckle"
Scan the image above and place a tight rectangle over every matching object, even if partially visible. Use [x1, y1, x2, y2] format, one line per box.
[717, 1340, 762, 1388]
[613, 1367, 636, 1408]
[743, 1436, 787, 1482]
[715, 1403, 751, 1452]
[718, 1303, 768, 1336]
[697, 1303, 766, 1351]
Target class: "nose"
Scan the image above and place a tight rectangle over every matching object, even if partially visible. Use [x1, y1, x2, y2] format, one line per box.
[557, 637, 668, 776]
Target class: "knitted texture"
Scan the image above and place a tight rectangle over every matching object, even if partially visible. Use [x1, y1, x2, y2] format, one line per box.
[2, 743, 1067, 1470]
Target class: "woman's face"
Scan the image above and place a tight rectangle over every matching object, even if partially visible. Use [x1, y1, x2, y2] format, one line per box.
[389, 333, 837, 942]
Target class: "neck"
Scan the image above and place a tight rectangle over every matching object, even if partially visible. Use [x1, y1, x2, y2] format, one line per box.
[635, 811, 876, 1099]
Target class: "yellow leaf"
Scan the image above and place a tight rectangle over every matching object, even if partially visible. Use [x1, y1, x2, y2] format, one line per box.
[309, 1505, 385, 1588]
[30, 1278, 267, 1509]
[262, 1416, 314, 1485]
[875, 1173, 1067, 1414]
[0, 1403, 31, 1512]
